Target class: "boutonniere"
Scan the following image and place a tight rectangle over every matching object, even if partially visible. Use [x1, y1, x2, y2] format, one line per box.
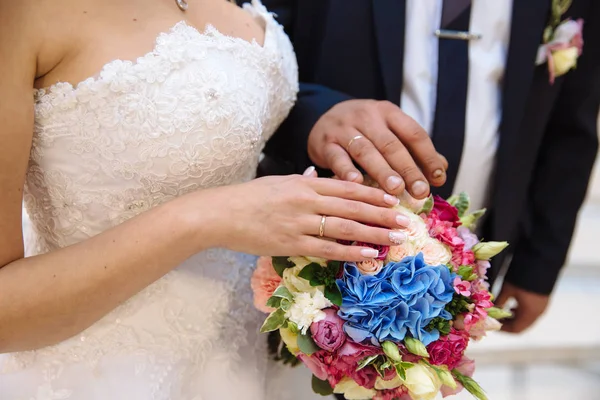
[535, 0, 584, 84]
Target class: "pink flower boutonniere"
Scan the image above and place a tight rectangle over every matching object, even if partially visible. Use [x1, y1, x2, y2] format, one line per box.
[536, 0, 584, 84]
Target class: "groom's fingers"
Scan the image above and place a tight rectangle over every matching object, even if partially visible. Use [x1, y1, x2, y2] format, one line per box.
[323, 142, 364, 183]
[382, 103, 447, 187]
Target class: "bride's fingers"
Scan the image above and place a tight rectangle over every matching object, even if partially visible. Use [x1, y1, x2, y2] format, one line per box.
[308, 178, 400, 207]
[304, 216, 407, 246]
[316, 197, 410, 229]
[299, 236, 380, 262]
[302, 166, 318, 177]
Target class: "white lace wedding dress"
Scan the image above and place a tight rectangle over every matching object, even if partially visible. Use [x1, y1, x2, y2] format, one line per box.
[0, 2, 318, 399]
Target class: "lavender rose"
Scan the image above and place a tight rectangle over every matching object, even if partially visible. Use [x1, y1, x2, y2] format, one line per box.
[310, 308, 346, 352]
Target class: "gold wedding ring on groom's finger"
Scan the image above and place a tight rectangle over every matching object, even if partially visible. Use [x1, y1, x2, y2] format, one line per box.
[346, 135, 364, 152]
[319, 215, 327, 237]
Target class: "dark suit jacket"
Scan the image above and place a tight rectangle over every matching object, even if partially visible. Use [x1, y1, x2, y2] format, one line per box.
[259, 0, 600, 295]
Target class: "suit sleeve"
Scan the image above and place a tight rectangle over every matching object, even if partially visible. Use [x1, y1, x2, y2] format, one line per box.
[259, 0, 355, 174]
[505, 4, 600, 295]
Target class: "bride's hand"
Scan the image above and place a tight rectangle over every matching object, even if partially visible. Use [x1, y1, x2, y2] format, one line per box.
[198, 171, 411, 261]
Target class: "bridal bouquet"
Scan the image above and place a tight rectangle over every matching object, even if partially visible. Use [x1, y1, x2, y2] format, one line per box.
[251, 189, 510, 400]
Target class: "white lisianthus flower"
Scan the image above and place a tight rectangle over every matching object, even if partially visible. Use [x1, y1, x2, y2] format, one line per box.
[334, 377, 377, 400]
[285, 291, 332, 334]
[282, 265, 323, 295]
[402, 362, 442, 400]
[417, 238, 452, 266]
[375, 375, 403, 390]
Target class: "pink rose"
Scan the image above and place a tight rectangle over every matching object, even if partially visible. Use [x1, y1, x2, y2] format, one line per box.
[356, 258, 385, 275]
[453, 277, 472, 297]
[427, 329, 469, 370]
[337, 341, 382, 372]
[310, 308, 346, 352]
[375, 387, 411, 400]
[441, 357, 476, 397]
[349, 365, 378, 389]
[357, 241, 389, 261]
[299, 350, 345, 387]
[250, 256, 282, 313]
[432, 196, 460, 227]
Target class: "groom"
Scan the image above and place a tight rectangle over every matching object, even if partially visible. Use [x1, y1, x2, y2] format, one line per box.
[260, 0, 599, 334]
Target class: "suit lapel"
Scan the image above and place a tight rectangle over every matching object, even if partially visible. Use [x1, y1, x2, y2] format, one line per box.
[372, 0, 407, 103]
[492, 0, 551, 238]
[498, 0, 551, 157]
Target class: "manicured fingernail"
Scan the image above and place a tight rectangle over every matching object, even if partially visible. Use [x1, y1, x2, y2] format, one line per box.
[303, 166, 316, 176]
[386, 176, 403, 191]
[389, 231, 406, 244]
[433, 169, 445, 179]
[396, 214, 410, 227]
[347, 171, 360, 181]
[411, 180, 429, 196]
[360, 248, 379, 258]
[384, 194, 400, 206]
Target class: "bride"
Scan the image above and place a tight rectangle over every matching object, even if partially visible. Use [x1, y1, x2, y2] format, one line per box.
[0, 0, 411, 398]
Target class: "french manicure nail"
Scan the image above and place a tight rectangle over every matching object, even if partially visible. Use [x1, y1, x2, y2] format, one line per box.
[347, 172, 360, 181]
[389, 231, 406, 244]
[411, 180, 429, 196]
[303, 166, 316, 176]
[396, 214, 410, 226]
[360, 248, 379, 258]
[384, 194, 400, 206]
[386, 176, 403, 191]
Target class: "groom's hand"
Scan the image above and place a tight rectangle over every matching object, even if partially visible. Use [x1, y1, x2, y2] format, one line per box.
[495, 282, 550, 333]
[307, 99, 448, 198]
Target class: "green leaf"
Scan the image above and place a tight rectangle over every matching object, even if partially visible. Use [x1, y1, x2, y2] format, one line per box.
[454, 192, 470, 217]
[405, 337, 429, 358]
[418, 195, 434, 215]
[459, 208, 486, 230]
[298, 263, 325, 285]
[260, 309, 287, 333]
[280, 298, 292, 312]
[311, 374, 334, 396]
[265, 296, 282, 309]
[357, 355, 379, 371]
[271, 286, 294, 301]
[272, 256, 294, 277]
[396, 364, 407, 381]
[399, 362, 414, 370]
[297, 332, 320, 355]
[486, 306, 513, 320]
[457, 266, 476, 281]
[324, 284, 343, 307]
[287, 321, 299, 334]
[382, 341, 403, 362]
[453, 370, 488, 400]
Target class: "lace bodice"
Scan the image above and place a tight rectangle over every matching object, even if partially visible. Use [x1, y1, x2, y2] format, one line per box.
[1, 2, 299, 399]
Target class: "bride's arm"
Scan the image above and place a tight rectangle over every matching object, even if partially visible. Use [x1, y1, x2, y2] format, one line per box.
[0, 3, 409, 353]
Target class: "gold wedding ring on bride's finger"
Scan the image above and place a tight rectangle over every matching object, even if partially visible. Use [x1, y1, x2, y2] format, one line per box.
[346, 135, 364, 152]
[319, 215, 327, 237]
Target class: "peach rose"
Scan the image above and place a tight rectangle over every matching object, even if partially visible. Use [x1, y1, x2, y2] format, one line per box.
[251, 256, 282, 313]
[356, 258, 384, 275]
[418, 238, 452, 266]
[386, 241, 417, 263]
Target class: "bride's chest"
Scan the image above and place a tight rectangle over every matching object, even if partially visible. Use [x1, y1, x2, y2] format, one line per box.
[30, 24, 297, 191]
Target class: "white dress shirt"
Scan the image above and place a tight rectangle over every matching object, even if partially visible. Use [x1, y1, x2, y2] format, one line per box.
[401, 0, 514, 211]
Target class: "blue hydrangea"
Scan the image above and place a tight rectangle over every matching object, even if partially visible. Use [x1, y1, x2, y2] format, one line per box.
[336, 253, 455, 346]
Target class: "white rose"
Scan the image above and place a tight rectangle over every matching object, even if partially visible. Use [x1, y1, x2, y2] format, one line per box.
[285, 291, 332, 334]
[418, 238, 452, 266]
[334, 377, 377, 400]
[402, 363, 442, 400]
[394, 205, 429, 246]
[282, 265, 323, 295]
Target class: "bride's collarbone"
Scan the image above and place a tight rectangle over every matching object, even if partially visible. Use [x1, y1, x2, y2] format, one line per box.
[34, 0, 267, 90]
